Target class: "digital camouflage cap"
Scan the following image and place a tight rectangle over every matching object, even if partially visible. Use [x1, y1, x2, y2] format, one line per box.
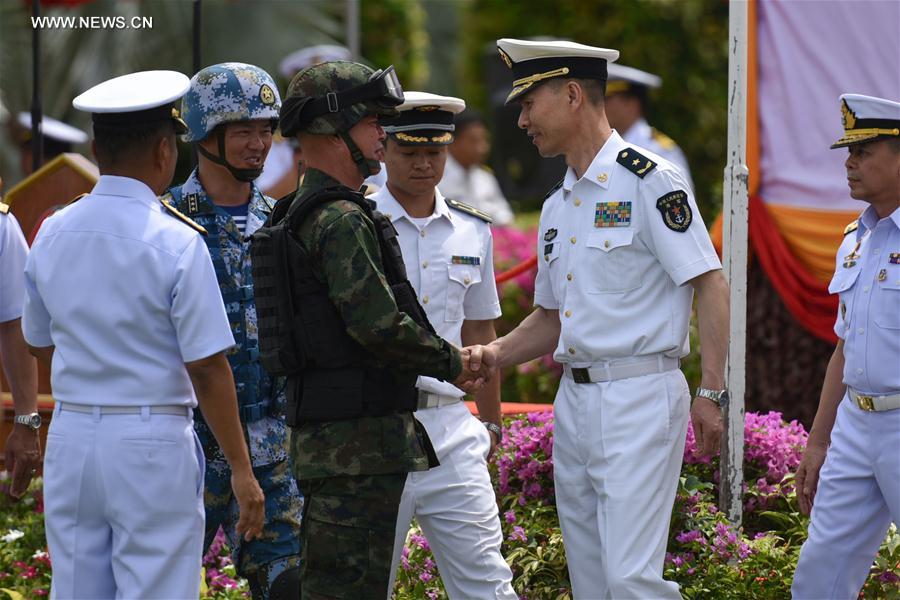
[280, 61, 400, 136]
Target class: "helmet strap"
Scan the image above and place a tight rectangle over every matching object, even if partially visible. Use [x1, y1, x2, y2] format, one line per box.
[196, 127, 263, 183]
[339, 130, 380, 179]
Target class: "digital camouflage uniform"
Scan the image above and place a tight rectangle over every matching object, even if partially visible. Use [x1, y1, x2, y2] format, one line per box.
[289, 167, 462, 599]
[173, 63, 302, 598]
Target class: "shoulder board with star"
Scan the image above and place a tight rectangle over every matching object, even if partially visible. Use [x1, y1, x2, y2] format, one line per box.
[843, 220, 858, 236]
[445, 198, 493, 223]
[616, 147, 657, 179]
[160, 198, 208, 235]
[0, 201, 8, 214]
[544, 178, 564, 201]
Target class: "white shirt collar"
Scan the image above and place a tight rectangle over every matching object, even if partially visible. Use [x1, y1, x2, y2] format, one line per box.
[91, 175, 159, 207]
[562, 130, 627, 193]
[371, 184, 455, 228]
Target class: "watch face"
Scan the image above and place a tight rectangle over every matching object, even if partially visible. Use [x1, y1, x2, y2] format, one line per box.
[30, 414, 42, 428]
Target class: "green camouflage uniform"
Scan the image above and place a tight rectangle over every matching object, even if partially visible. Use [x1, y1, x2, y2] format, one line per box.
[290, 167, 461, 599]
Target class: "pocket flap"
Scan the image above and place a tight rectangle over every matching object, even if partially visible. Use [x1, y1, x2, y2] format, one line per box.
[448, 264, 481, 287]
[587, 229, 634, 253]
[828, 268, 860, 294]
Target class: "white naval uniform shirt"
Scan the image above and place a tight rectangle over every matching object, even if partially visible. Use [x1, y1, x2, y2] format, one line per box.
[534, 131, 720, 364]
[22, 175, 235, 407]
[439, 154, 515, 226]
[621, 118, 693, 191]
[371, 186, 501, 398]
[0, 209, 29, 323]
[829, 205, 900, 395]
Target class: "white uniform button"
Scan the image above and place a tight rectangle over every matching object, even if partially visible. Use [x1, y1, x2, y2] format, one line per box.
[570, 236, 577, 244]
[858, 328, 864, 334]
[574, 198, 582, 207]
[422, 295, 429, 304]
[463, 276, 471, 285]
[567, 347, 576, 355]
[564, 310, 572, 318]
[604, 240, 610, 248]
[856, 368, 863, 374]
[420, 230, 426, 238]
[566, 273, 573, 281]
[863, 285, 869, 292]
[422, 261, 428, 268]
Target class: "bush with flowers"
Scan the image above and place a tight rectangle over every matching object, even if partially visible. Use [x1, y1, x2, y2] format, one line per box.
[392, 409, 899, 599]
[0, 473, 249, 599]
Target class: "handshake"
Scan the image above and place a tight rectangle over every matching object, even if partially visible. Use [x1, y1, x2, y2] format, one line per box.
[452, 344, 501, 393]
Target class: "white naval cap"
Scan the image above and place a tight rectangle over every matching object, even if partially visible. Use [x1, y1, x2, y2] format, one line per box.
[72, 70, 190, 134]
[496, 38, 619, 104]
[279, 44, 352, 78]
[381, 91, 465, 146]
[605, 64, 662, 95]
[17, 112, 88, 145]
[831, 93, 900, 148]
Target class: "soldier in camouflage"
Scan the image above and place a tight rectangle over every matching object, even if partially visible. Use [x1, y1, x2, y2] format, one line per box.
[274, 61, 485, 599]
[163, 62, 303, 600]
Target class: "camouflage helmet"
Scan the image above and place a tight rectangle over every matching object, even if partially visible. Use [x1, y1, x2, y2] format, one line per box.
[182, 62, 281, 142]
[279, 61, 404, 136]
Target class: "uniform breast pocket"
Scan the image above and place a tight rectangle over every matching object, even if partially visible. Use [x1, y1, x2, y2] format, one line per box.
[828, 267, 861, 328]
[874, 275, 900, 330]
[584, 229, 641, 293]
[445, 264, 482, 321]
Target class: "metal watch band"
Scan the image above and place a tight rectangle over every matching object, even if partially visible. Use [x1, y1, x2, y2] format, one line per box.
[14, 412, 41, 430]
[695, 387, 729, 407]
[483, 421, 502, 442]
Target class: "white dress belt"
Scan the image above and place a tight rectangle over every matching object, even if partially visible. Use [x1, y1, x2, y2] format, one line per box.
[417, 390, 462, 410]
[848, 388, 900, 412]
[57, 402, 191, 417]
[563, 354, 680, 384]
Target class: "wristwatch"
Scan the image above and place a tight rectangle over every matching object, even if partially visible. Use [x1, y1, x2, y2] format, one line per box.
[14, 412, 42, 431]
[695, 388, 729, 408]
[483, 421, 502, 443]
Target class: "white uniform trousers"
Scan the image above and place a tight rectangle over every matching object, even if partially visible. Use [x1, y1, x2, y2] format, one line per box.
[553, 368, 689, 599]
[45, 404, 206, 599]
[792, 395, 900, 599]
[387, 401, 517, 599]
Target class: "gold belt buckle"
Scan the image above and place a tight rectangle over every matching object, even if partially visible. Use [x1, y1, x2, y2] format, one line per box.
[856, 394, 876, 411]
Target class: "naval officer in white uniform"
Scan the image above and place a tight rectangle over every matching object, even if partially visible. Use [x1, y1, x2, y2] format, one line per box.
[374, 92, 516, 599]
[792, 93, 900, 599]
[22, 70, 265, 599]
[468, 39, 730, 599]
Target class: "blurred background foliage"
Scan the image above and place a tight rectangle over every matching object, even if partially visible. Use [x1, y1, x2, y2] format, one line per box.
[1, 0, 729, 218]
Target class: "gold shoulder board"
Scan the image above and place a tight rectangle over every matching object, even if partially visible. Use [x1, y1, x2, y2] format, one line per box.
[0, 201, 8, 214]
[843, 220, 859, 235]
[445, 198, 493, 223]
[160, 198, 208, 235]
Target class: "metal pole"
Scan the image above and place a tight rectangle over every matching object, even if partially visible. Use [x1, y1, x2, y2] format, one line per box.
[720, 0, 750, 525]
[30, 0, 44, 172]
[345, 0, 360, 60]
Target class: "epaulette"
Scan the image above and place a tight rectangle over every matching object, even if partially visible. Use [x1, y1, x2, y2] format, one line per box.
[616, 147, 657, 179]
[445, 198, 493, 223]
[843, 220, 858, 236]
[0, 201, 8, 214]
[544, 178, 564, 200]
[67, 193, 88, 206]
[160, 198, 208, 235]
[262, 194, 277, 211]
[651, 128, 676, 150]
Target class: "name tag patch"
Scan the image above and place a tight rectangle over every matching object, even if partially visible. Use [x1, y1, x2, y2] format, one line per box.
[451, 255, 480, 266]
[594, 201, 631, 228]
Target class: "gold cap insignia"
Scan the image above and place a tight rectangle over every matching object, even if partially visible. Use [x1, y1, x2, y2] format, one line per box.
[841, 98, 857, 130]
[260, 84, 276, 106]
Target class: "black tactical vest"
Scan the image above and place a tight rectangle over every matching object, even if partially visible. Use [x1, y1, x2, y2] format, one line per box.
[251, 185, 436, 425]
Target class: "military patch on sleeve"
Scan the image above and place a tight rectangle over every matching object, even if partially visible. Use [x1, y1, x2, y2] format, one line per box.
[160, 199, 208, 235]
[445, 198, 493, 223]
[0, 201, 9, 214]
[616, 148, 657, 178]
[656, 190, 692, 232]
[843, 220, 859, 236]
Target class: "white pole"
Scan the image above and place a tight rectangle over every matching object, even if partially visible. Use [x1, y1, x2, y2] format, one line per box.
[346, 0, 360, 60]
[720, 0, 750, 525]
